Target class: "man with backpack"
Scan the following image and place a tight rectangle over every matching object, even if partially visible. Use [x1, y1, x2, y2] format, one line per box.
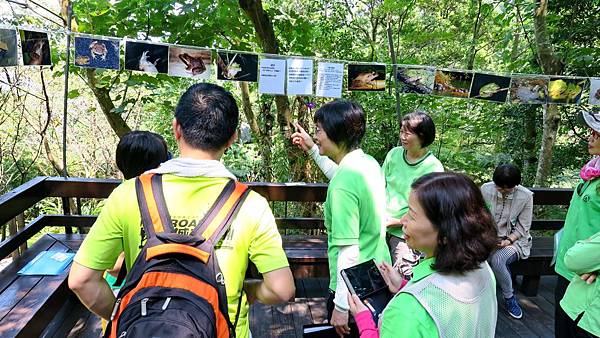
[69, 83, 295, 338]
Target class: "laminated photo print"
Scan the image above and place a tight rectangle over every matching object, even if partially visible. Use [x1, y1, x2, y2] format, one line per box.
[347, 64, 386, 91]
[216, 51, 258, 82]
[74, 36, 120, 70]
[469, 73, 511, 103]
[395, 66, 435, 94]
[20, 29, 52, 66]
[509, 76, 549, 104]
[433, 69, 473, 98]
[0, 28, 18, 67]
[547, 77, 586, 105]
[124, 40, 169, 74]
[168, 46, 211, 79]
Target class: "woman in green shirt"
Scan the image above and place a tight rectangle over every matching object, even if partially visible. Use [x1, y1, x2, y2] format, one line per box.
[306, 100, 391, 337]
[292, 111, 443, 279]
[555, 111, 600, 338]
[348, 172, 498, 338]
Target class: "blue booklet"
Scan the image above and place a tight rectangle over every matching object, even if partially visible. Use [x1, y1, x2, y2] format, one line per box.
[18, 250, 75, 276]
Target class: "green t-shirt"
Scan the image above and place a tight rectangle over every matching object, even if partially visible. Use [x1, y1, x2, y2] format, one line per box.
[74, 175, 289, 338]
[555, 178, 600, 281]
[382, 147, 444, 237]
[324, 149, 391, 290]
[380, 257, 438, 337]
[559, 231, 600, 337]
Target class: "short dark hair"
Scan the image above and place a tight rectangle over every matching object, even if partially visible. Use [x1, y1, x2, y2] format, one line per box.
[492, 164, 522, 188]
[313, 100, 365, 151]
[401, 110, 436, 148]
[411, 172, 497, 274]
[174, 83, 239, 151]
[116, 131, 169, 179]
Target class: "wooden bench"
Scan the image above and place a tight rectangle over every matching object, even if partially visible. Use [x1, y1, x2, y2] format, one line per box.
[0, 177, 572, 333]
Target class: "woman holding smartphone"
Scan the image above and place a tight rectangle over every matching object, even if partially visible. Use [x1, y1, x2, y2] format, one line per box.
[348, 172, 498, 338]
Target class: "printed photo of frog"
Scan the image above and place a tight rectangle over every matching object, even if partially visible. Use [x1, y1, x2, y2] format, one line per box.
[124, 40, 169, 74]
[547, 77, 587, 105]
[0, 28, 18, 67]
[168, 46, 211, 79]
[509, 76, 549, 104]
[469, 73, 512, 103]
[19, 30, 51, 66]
[347, 63, 386, 91]
[74, 36, 120, 70]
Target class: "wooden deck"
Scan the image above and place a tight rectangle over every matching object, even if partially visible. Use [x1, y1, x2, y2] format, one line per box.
[60, 276, 557, 337]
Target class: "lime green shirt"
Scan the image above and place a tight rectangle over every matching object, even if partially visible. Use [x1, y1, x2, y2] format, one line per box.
[380, 257, 438, 337]
[74, 175, 289, 338]
[382, 147, 444, 237]
[555, 178, 600, 281]
[324, 149, 391, 290]
[559, 231, 600, 337]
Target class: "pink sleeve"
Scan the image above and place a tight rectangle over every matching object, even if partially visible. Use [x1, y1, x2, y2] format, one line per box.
[354, 310, 380, 338]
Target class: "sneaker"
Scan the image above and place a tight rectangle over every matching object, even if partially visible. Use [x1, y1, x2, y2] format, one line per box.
[505, 296, 523, 319]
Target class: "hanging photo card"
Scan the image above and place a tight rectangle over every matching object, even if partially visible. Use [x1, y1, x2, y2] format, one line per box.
[433, 69, 473, 98]
[316, 62, 344, 98]
[20, 29, 51, 66]
[395, 66, 435, 94]
[348, 64, 386, 91]
[74, 36, 120, 70]
[287, 58, 314, 96]
[258, 58, 286, 95]
[168, 46, 211, 79]
[0, 28, 18, 67]
[547, 77, 587, 105]
[509, 76, 548, 104]
[469, 73, 511, 103]
[125, 40, 169, 74]
[589, 78, 600, 105]
[216, 51, 258, 82]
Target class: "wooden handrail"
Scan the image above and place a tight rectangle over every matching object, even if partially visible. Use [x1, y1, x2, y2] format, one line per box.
[0, 176, 576, 255]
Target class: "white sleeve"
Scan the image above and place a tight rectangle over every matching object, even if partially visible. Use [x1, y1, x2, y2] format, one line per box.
[308, 144, 338, 180]
[333, 244, 360, 312]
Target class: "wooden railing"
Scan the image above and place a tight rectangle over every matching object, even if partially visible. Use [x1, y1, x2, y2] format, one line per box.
[0, 176, 572, 261]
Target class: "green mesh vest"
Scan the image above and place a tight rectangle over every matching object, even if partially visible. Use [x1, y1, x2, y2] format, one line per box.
[400, 262, 497, 338]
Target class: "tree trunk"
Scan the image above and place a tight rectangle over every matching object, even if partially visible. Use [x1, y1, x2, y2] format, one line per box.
[522, 106, 538, 186]
[532, 0, 564, 187]
[238, 0, 291, 131]
[85, 69, 131, 138]
[534, 104, 560, 186]
[387, 17, 401, 127]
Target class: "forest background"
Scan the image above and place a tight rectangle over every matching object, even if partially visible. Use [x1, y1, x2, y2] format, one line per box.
[0, 0, 599, 240]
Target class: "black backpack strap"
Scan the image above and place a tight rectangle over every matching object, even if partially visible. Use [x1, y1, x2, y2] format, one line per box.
[136, 173, 175, 238]
[113, 264, 127, 287]
[193, 180, 250, 248]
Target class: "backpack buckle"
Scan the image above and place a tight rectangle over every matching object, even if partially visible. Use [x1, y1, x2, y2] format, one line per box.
[216, 272, 225, 285]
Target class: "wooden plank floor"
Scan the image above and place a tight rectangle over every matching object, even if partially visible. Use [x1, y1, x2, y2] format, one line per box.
[66, 276, 557, 337]
[250, 276, 558, 338]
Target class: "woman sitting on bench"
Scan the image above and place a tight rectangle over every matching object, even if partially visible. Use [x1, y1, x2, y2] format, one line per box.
[348, 172, 498, 338]
[481, 163, 533, 319]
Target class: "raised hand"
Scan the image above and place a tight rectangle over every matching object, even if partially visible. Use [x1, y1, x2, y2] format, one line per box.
[379, 261, 405, 294]
[291, 121, 315, 152]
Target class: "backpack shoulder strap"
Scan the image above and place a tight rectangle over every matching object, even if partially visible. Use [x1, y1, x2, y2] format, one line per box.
[136, 173, 175, 238]
[192, 180, 250, 249]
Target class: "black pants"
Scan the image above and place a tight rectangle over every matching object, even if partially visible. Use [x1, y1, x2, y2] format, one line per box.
[555, 275, 598, 338]
[327, 291, 360, 338]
